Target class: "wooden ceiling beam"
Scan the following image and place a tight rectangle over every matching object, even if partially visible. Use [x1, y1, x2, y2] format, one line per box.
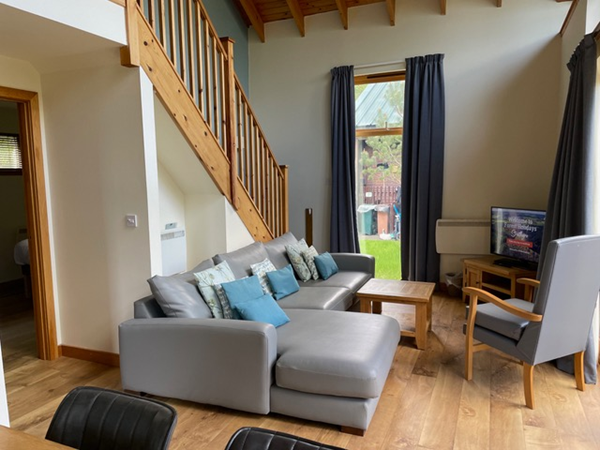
[237, 0, 266, 42]
[440, 0, 447, 15]
[497, 0, 502, 6]
[335, 0, 349, 30]
[386, 0, 395, 26]
[285, 0, 306, 37]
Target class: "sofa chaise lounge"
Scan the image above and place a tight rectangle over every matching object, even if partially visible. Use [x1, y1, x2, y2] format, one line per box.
[119, 232, 400, 434]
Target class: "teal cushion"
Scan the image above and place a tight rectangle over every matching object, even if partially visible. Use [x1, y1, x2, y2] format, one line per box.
[221, 275, 264, 319]
[234, 294, 290, 328]
[314, 252, 339, 280]
[266, 265, 300, 300]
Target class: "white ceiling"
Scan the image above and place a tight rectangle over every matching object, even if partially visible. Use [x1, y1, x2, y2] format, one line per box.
[0, 3, 123, 73]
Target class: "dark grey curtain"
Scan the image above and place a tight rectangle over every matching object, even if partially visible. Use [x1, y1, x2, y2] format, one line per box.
[401, 54, 445, 282]
[330, 65, 360, 253]
[539, 34, 598, 383]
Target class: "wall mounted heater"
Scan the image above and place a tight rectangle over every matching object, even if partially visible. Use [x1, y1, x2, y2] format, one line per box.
[161, 228, 187, 276]
[435, 219, 490, 255]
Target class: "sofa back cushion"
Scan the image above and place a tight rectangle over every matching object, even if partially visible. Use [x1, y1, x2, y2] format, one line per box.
[213, 242, 269, 279]
[263, 232, 298, 269]
[147, 258, 214, 318]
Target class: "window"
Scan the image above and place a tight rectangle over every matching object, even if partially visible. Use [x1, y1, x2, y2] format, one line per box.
[355, 71, 405, 278]
[0, 133, 22, 175]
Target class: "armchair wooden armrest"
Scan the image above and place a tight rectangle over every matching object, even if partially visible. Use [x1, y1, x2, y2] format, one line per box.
[463, 287, 542, 381]
[463, 287, 542, 322]
[517, 278, 540, 302]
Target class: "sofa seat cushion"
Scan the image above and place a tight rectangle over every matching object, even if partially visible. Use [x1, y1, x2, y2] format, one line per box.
[276, 287, 353, 311]
[275, 310, 400, 399]
[299, 271, 371, 293]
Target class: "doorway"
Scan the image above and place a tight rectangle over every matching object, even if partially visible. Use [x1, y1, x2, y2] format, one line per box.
[0, 87, 58, 361]
[355, 72, 405, 279]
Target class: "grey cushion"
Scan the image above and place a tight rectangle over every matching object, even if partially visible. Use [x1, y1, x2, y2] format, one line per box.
[276, 287, 353, 311]
[214, 242, 269, 279]
[134, 296, 166, 319]
[147, 259, 214, 318]
[299, 271, 371, 293]
[275, 310, 400, 399]
[263, 232, 298, 269]
[474, 298, 534, 341]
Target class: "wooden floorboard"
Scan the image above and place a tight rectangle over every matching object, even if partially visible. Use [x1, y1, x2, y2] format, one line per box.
[2, 292, 600, 449]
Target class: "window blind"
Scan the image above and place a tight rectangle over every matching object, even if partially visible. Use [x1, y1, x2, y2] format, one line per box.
[0, 134, 22, 169]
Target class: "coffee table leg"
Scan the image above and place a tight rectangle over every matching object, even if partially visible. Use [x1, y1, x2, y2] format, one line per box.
[415, 304, 427, 350]
[427, 295, 433, 331]
[372, 301, 382, 314]
[360, 298, 372, 313]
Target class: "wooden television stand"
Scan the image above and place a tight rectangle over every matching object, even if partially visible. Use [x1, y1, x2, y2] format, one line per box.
[462, 256, 537, 302]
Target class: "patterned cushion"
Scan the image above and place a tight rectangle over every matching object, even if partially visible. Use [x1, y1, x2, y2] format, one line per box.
[285, 239, 311, 282]
[250, 258, 277, 295]
[194, 261, 236, 318]
[301, 246, 320, 280]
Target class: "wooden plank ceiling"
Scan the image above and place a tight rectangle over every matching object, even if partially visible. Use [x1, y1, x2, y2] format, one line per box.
[233, 0, 571, 42]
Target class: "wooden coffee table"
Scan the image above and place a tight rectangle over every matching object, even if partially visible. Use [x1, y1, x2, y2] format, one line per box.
[357, 279, 435, 350]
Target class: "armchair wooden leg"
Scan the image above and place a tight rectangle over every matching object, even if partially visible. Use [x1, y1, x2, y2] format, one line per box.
[465, 332, 474, 381]
[523, 363, 535, 409]
[574, 351, 585, 392]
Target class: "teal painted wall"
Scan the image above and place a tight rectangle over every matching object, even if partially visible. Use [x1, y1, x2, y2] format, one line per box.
[203, 0, 249, 94]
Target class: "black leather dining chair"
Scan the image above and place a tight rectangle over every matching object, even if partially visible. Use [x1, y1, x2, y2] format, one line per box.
[46, 386, 177, 450]
[225, 427, 346, 450]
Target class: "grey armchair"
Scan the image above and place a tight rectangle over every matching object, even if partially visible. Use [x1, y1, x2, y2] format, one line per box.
[463, 235, 600, 409]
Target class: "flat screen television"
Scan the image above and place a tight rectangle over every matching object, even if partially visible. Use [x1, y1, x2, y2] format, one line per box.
[490, 207, 546, 269]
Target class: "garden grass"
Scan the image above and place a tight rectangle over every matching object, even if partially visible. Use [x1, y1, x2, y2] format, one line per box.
[359, 239, 401, 279]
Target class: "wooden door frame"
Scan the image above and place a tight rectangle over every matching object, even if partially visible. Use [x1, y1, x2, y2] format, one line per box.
[0, 86, 59, 360]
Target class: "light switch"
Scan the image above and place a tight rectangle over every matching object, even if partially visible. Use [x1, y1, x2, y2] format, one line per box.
[126, 214, 138, 228]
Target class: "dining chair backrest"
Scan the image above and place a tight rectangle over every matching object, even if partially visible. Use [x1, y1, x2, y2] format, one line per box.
[46, 386, 177, 450]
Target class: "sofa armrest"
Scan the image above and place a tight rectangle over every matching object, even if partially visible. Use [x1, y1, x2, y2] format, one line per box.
[331, 253, 375, 277]
[119, 318, 277, 414]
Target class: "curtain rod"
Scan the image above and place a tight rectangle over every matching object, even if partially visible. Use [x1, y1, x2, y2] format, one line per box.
[354, 60, 405, 70]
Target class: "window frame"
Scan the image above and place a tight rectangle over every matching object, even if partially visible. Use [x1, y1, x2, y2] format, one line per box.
[355, 71, 405, 138]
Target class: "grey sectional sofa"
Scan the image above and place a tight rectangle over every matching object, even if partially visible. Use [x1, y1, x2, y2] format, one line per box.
[119, 232, 400, 434]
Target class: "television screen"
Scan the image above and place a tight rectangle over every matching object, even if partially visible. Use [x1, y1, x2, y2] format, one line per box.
[490, 207, 546, 264]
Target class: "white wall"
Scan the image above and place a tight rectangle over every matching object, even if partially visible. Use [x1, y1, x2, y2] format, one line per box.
[42, 65, 154, 353]
[249, 0, 569, 278]
[154, 98, 254, 268]
[158, 163, 186, 230]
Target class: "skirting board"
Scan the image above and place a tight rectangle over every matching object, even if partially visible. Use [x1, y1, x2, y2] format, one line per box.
[60, 345, 120, 367]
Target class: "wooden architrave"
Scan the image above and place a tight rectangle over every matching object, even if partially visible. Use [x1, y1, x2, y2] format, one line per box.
[0, 86, 59, 361]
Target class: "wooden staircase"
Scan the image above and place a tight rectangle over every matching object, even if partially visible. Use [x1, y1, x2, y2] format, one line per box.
[120, 0, 288, 241]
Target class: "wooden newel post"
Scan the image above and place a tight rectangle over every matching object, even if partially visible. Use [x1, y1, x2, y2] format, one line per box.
[221, 37, 238, 209]
[280, 165, 289, 233]
[121, 0, 141, 67]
